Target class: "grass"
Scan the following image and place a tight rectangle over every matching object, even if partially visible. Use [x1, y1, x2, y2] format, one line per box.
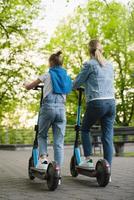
[123, 152, 134, 157]
[92, 152, 134, 157]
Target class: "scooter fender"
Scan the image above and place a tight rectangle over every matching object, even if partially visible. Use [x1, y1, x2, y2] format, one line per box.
[96, 159, 111, 174]
[46, 161, 60, 178]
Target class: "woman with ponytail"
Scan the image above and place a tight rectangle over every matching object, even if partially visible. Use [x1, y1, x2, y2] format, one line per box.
[23, 51, 72, 183]
[73, 39, 116, 182]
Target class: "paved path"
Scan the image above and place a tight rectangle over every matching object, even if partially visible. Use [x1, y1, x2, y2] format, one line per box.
[0, 147, 134, 200]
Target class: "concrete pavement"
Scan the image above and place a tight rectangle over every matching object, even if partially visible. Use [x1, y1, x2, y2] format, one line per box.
[0, 147, 134, 200]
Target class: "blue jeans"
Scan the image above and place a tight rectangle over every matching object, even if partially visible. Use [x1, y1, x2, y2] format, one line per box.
[38, 93, 66, 167]
[81, 99, 116, 166]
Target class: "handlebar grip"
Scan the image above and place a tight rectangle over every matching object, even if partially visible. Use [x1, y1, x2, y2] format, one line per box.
[33, 85, 44, 90]
[77, 87, 84, 92]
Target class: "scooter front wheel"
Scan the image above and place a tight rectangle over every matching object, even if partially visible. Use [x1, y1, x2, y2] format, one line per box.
[70, 155, 78, 177]
[96, 159, 110, 187]
[28, 157, 35, 180]
[47, 162, 60, 191]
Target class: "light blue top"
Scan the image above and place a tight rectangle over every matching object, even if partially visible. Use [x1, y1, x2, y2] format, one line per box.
[73, 59, 115, 102]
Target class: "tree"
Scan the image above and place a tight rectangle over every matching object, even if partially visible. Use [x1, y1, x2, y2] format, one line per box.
[45, 0, 134, 126]
[0, 0, 44, 125]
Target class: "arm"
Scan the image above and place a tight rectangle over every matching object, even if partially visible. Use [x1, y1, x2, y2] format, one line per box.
[23, 79, 41, 90]
[73, 62, 92, 89]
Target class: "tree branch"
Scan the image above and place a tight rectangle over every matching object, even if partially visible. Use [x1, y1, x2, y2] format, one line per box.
[103, 0, 109, 8]
[0, 22, 9, 39]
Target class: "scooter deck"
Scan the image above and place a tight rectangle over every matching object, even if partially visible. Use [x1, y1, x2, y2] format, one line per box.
[76, 166, 96, 177]
[31, 167, 46, 173]
[76, 165, 95, 171]
[30, 167, 47, 180]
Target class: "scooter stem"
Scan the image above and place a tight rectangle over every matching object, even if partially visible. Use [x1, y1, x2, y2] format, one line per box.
[76, 87, 84, 126]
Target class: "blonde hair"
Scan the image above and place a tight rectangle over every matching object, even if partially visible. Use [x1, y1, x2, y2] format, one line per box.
[89, 39, 106, 66]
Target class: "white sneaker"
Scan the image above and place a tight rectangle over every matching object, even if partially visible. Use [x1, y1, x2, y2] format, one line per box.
[37, 158, 48, 170]
[58, 177, 62, 185]
[79, 159, 94, 169]
[109, 176, 112, 183]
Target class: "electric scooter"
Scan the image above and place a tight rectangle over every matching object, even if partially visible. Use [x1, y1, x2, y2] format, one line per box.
[70, 87, 110, 187]
[28, 85, 60, 191]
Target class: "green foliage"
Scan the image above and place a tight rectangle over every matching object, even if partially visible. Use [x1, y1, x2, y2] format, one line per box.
[0, 0, 133, 128]
[0, 127, 34, 144]
[1, 126, 134, 145]
[0, 126, 76, 144]
[45, 0, 134, 126]
[0, 0, 44, 125]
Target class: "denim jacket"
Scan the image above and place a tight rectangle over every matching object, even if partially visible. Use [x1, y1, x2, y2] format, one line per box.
[73, 59, 115, 102]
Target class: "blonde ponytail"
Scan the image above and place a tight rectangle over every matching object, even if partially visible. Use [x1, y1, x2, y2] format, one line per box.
[95, 48, 106, 66]
[89, 39, 106, 67]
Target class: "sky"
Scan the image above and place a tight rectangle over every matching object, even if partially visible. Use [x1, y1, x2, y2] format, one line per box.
[33, 0, 129, 39]
[33, 0, 88, 38]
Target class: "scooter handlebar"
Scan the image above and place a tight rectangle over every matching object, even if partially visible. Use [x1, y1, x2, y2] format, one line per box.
[33, 85, 44, 90]
[77, 87, 84, 92]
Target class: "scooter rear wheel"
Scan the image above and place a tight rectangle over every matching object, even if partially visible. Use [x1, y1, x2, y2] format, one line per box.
[28, 157, 35, 180]
[96, 159, 110, 187]
[47, 163, 59, 191]
[70, 155, 78, 177]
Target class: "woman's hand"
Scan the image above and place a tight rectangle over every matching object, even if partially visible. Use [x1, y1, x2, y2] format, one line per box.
[23, 82, 31, 90]
[23, 79, 42, 90]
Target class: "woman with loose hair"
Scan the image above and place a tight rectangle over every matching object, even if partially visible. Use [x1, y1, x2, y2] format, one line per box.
[73, 39, 116, 182]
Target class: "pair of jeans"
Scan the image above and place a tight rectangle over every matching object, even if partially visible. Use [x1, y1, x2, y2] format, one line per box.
[81, 99, 116, 166]
[38, 93, 66, 167]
